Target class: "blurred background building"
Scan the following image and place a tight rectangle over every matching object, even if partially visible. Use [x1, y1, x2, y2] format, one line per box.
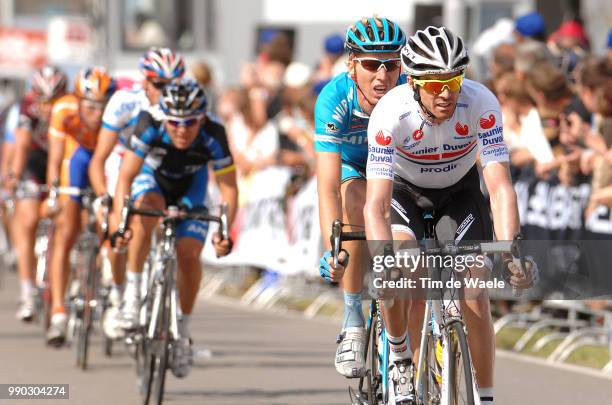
[0, 0, 610, 101]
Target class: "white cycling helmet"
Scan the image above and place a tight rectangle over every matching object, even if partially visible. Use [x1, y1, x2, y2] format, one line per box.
[401, 26, 469, 76]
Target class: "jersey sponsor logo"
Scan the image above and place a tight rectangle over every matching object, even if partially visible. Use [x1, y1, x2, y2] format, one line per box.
[368, 145, 393, 155]
[412, 129, 424, 141]
[479, 113, 496, 129]
[456, 103, 469, 108]
[326, 122, 339, 134]
[331, 88, 354, 122]
[368, 153, 392, 164]
[412, 146, 439, 155]
[443, 142, 471, 151]
[375, 130, 392, 146]
[455, 122, 469, 136]
[455, 213, 474, 237]
[420, 163, 458, 173]
[481, 144, 508, 158]
[482, 135, 503, 146]
[403, 140, 421, 150]
[349, 123, 367, 129]
[399, 111, 411, 121]
[343, 134, 367, 144]
[478, 125, 503, 139]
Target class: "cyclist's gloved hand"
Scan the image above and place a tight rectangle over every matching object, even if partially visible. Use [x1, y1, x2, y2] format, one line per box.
[504, 255, 539, 289]
[319, 249, 348, 283]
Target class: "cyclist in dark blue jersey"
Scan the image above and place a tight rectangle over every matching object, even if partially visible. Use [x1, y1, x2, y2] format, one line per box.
[314, 17, 406, 379]
[111, 79, 238, 378]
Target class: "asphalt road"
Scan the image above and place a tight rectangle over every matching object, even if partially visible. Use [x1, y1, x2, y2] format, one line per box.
[1, 269, 612, 405]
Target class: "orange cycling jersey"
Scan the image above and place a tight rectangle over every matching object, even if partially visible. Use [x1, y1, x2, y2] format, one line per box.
[48, 94, 98, 151]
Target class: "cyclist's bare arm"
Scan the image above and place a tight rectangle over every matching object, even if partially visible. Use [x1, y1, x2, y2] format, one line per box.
[214, 168, 238, 228]
[481, 161, 520, 241]
[364, 178, 394, 242]
[316, 151, 343, 250]
[10, 127, 32, 180]
[89, 127, 119, 196]
[112, 149, 144, 228]
[46, 134, 65, 185]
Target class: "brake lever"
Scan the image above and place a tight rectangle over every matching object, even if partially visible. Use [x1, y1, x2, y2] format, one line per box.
[331, 219, 342, 269]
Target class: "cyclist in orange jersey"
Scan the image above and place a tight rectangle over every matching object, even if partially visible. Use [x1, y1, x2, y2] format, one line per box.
[45, 67, 116, 346]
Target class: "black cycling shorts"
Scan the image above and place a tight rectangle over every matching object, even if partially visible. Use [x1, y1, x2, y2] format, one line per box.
[390, 165, 493, 242]
[23, 148, 48, 184]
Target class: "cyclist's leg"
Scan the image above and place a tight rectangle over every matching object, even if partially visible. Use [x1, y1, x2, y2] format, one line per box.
[382, 184, 425, 357]
[437, 187, 495, 392]
[340, 163, 367, 325]
[105, 144, 127, 288]
[333, 163, 369, 377]
[14, 154, 48, 317]
[13, 196, 40, 320]
[47, 145, 91, 344]
[175, 166, 208, 322]
[128, 171, 165, 276]
[121, 169, 164, 328]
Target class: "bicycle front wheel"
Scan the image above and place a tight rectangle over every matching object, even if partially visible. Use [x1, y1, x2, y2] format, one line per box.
[443, 321, 476, 405]
[417, 330, 443, 405]
[76, 247, 99, 370]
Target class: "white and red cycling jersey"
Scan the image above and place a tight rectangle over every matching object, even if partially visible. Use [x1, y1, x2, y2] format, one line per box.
[366, 79, 509, 188]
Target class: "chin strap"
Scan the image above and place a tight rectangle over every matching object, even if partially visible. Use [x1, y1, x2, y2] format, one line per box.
[352, 71, 376, 113]
[413, 85, 438, 121]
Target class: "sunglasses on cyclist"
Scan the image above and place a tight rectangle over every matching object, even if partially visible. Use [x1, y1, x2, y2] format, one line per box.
[354, 57, 402, 72]
[412, 73, 464, 94]
[166, 117, 200, 128]
[149, 80, 169, 90]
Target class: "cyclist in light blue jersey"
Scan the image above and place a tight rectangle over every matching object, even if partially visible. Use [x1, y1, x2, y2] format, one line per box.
[314, 16, 406, 379]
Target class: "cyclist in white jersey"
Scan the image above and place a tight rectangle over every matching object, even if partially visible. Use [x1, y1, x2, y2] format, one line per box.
[315, 17, 406, 379]
[88, 47, 185, 339]
[365, 27, 538, 405]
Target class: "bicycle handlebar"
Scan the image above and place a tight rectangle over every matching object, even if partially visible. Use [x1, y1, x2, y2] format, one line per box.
[113, 196, 229, 246]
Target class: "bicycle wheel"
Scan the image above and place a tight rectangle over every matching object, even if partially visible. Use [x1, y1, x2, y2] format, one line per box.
[418, 331, 443, 405]
[443, 321, 475, 405]
[141, 268, 172, 405]
[76, 247, 98, 370]
[348, 301, 381, 405]
[152, 271, 171, 405]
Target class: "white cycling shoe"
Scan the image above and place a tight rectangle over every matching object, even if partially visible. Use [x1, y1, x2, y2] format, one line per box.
[335, 327, 367, 378]
[388, 358, 416, 405]
[119, 292, 141, 331]
[103, 288, 125, 339]
[16, 297, 35, 322]
[46, 313, 68, 347]
[171, 338, 194, 378]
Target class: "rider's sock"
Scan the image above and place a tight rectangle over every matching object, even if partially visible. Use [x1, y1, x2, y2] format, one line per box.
[479, 387, 494, 404]
[388, 332, 410, 362]
[20, 279, 34, 301]
[51, 306, 66, 316]
[125, 271, 142, 298]
[342, 291, 365, 329]
[179, 314, 191, 338]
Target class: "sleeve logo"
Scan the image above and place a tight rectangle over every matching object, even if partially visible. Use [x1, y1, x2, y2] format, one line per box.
[412, 129, 424, 141]
[479, 114, 496, 129]
[375, 130, 392, 146]
[325, 122, 339, 134]
[455, 122, 469, 136]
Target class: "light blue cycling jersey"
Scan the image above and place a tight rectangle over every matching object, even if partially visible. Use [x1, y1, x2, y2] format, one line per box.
[314, 72, 406, 172]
